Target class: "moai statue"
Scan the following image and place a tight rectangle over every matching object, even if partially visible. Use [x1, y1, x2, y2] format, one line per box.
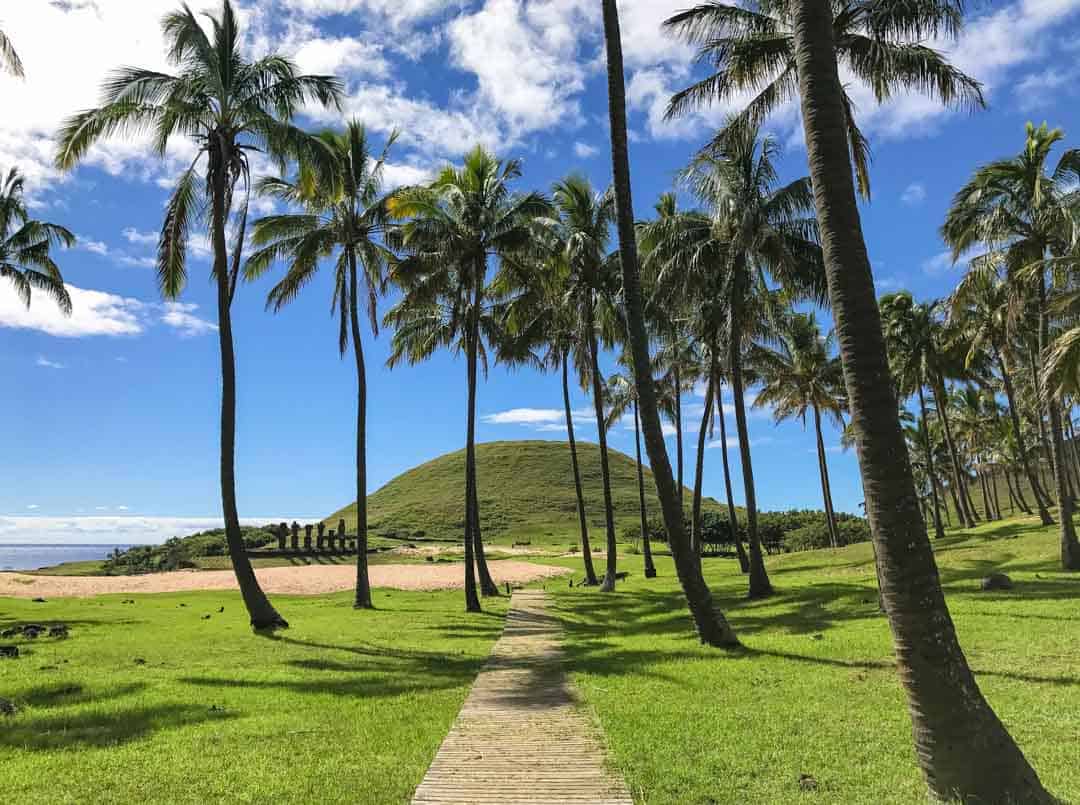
[290, 521, 300, 551]
[316, 522, 326, 550]
[338, 519, 346, 540]
[303, 524, 313, 550]
[277, 522, 288, 551]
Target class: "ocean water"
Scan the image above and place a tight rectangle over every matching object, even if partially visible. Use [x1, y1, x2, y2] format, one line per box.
[0, 544, 134, 572]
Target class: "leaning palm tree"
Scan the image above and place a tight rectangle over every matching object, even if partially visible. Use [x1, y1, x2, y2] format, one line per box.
[780, 0, 1053, 799]
[605, 367, 658, 578]
[943, 122, 1080, 571]
[0, 25, 23, 78]
[0, 168, 73, 313]
[663, 0, 983, 199]
[495, 251, 600, 585]
[246, 122, 398, 610]
[644, 119, 825, 599]
[950, 263, 1053, 522]
[537, 175, 622, 591]
[386, 145, 548, 610]
[752, 311, 845, 547]
[55, 0, 342, 630]
[601, 0, 738, 646]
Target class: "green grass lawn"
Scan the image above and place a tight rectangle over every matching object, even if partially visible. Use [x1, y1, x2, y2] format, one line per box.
[549, 515, 1080, 804]
[1, 589, 508, 804]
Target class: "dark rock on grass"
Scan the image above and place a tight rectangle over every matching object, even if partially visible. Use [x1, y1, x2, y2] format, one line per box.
[31, 597, 46, 603]
[48, 624, 69, 639]
[21, 624, 47, 639]
[0, 645, 19, 659]
[798, 773, 818, 791]
[201, 615, 211, 620]
[981, 573, 1014, 591]
[133, 657, 146, 665]
[0, 697, 17, 715]
[217, 606, 224, 613]
[0, 627, 19, 638]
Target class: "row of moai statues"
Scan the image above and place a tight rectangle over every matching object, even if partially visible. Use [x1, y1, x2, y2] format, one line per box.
[276, 519, 358, 552]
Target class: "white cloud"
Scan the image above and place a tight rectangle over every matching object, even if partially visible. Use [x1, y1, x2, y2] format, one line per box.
[122, 227, 157, 246]
[706, 435, 775, 450]
[0, 279, 145, 337]
[900, 183, 926, 205]
[26, 505, 39, 510]
[35, 356, 66, 369]
[482, 406, 595, 431]
[0, 278, 216, 338]
[162, 302, 217, 337]
[291, 35, 389, 78]
[78, 236, 109, 256]
[922, 250, 956, 275]
[573, 141, 598, 159]
[875, 275, 903, 292]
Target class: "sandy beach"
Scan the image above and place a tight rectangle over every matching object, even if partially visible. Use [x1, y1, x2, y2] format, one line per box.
[0, 559, 572, 598]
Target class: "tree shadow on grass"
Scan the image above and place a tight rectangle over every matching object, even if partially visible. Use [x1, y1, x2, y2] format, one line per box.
[0, 704, 237, 751]
[16, 682, 147, 709]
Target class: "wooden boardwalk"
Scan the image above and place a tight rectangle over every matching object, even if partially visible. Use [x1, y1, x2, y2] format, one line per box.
[411, 589, 633, 805]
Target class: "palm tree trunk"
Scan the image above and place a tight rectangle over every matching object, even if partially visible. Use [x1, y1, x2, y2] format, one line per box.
[347, 252, 372, 609]
[563, 352, 598, 585]
[468, 266, 499, 598]
[998, 348, 1053, 521]
[463, 325, 481, 613]
[634, 401, 657, 578]
[917, 385, 946, 539]
[990, 468, 1003, 520]
[1037, 275, 1080, 570]
[691, 374, 714, 556]
[714, 367, 749, 573]
[674, 363, 684, 511]
[813, 404, 839, 548]
[934, 379, 977, 528]
[210, 143, 285, 631]
[978, 470, 995, 521]
[601, 0, 738, 646]
[730, 333, 772, 598]
[1004, 468, 1019, 514]
[790, 3, 1052, 799]
[588, 317, 619, 592]
[945, 479, 963, 526]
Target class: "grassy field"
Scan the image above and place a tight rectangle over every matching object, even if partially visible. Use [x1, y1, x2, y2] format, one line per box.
[550, 515, 1080, 804]
[1, 589, 508, 804]
[327, 439, 727, 549]
[4, 515, 1078, 803]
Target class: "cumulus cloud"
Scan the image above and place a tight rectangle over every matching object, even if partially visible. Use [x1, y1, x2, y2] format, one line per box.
[35, 356, 66, 369]
[900, 182, 926, 205]
[573, 141, 598, 159]
[0, 516, 291, 546]
[161, 303, 217, 337]
[482, 406, 595, 430]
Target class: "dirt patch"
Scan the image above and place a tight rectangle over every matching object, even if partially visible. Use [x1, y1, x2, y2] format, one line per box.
[0, 560, 571, 598]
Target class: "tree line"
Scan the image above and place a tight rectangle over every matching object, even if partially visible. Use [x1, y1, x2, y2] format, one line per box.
[2, 1, 1071, 799]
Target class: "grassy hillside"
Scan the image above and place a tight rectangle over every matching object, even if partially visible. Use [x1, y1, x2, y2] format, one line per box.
[327, 440, 727, 547]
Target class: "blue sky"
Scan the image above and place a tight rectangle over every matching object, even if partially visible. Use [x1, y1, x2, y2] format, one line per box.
[2, 0, 1080, 542]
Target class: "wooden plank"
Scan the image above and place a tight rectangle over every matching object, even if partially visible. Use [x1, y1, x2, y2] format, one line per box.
[411, 590, 633, 805]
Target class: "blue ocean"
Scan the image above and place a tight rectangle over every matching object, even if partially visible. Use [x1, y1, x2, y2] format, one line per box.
[0, 544, 134, 572]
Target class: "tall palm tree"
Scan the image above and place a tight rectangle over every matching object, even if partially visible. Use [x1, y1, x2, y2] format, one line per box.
[644, 119, 825, 599]
[0, 168, 73, 313]
[784, 0, 1052, 799]
[0, 24, 24, 78]
[752, 311, 845, 547]
[950, 264, 1054, 522]
[663, 0, 983, 199]
[386, 146, 548, 610]
[55, 1, 342, 630]
[879, 293, 979, 532]
[495, 253, 599, 585]
[606, 370, 658, 578]
[943, 122, 1080, 570]
[601, 0, 738, 646]
[709, 352, 752, 572]
[538, 175, 622, 591]
[245, 122, 398, 610]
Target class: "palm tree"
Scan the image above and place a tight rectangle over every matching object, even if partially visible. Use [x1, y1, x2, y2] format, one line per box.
[752, 311, 845, 547]
[950, 264, 1054, 523]
[879, 293, 979, 532]
[942, 122, 1080, 570]
[0, 24, 23, 78]
[246, 122, 398, 610]
[643, 119, 825, 599]
[606, 368, 658, 578]
[55, 1, 341, 630]
[663, 0, 983, 199]
[601, 0, 738, 646]
[538, 175, 623, 591]
[386, 146, 548, 610]
[783, 1, 1052, 799]
[709, 352, 752, 572]
[0, 168, 73, 313]
[496, 254, 600, 585]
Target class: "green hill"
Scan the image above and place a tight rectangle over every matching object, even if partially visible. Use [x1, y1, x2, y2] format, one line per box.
[326, 439, 727, 547]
